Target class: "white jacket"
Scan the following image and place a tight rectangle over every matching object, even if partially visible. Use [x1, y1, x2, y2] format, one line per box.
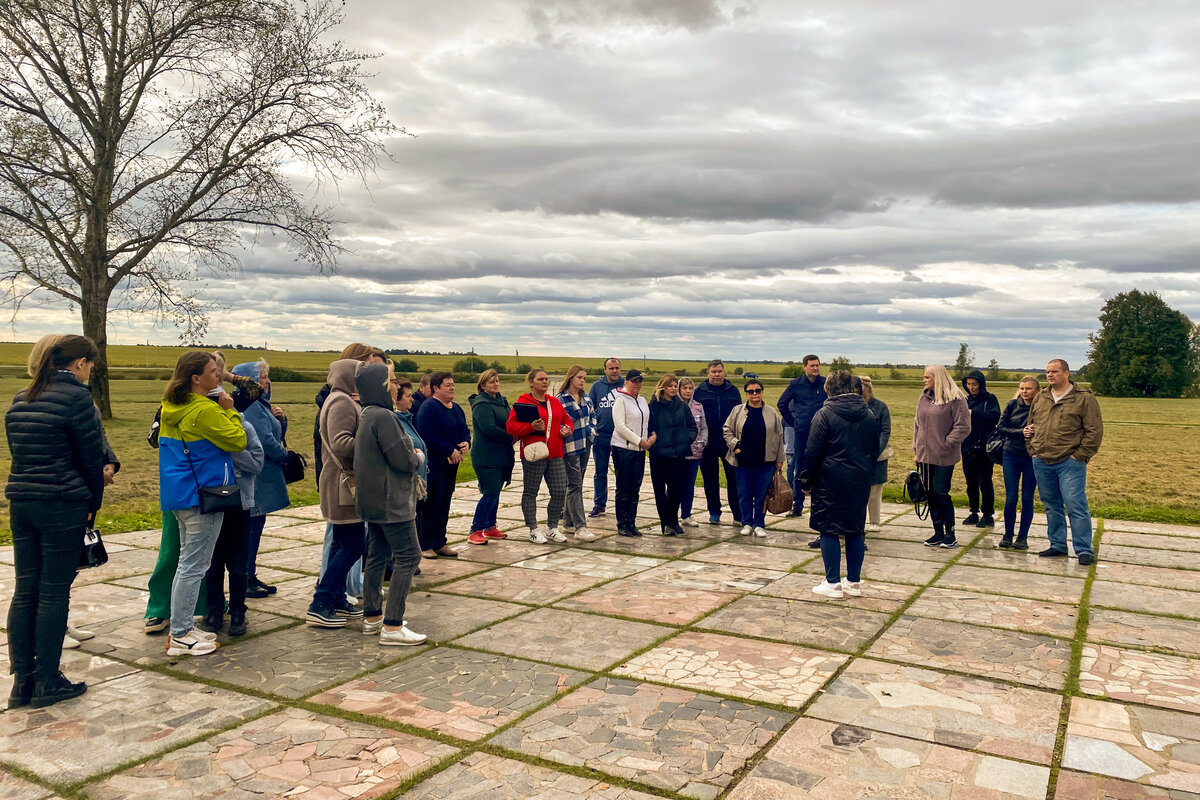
[610, 389, 649, 452]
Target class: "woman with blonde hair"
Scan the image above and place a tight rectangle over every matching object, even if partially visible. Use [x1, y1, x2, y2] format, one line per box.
[557, 365, 597, 541]
[648, 373, 698, 536]
[994, 376, 1040, 549]
[912, 363, 970, 548]
[858, 376, 891, 532]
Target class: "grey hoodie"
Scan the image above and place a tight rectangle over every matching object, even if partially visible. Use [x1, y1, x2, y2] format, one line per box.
[354, 363, 421, 524]
[318, 359, 362, 524]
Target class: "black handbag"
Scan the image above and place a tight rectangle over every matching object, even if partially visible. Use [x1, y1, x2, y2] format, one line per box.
[985, 429, 1007, 465]
[281, 450, 307, 484]
[78, 516, 108, 570]
[904, 468, 930, 520]
[183, 445, 242, 515]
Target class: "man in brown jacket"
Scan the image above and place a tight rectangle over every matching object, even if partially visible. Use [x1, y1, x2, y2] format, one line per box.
[1026, 359, 1103, 565]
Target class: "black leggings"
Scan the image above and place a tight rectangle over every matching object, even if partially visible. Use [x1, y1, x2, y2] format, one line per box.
[961, 449, 995, 516]
[206, 508, 250, 616]
[920, 463, 956, 535]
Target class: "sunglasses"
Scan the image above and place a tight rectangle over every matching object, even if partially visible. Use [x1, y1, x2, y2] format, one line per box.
[746, 388, 763, 394]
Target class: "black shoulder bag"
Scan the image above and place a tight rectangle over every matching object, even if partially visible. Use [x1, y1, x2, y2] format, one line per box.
[78, 513, 109, 570]
[183, 444, 242, 515]
[904, 466, 930, 520]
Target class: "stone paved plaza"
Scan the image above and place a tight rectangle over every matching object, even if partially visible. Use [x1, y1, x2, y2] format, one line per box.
[3, 474, 1200, 799]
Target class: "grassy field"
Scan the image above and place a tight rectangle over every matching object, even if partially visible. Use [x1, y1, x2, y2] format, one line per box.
[0, 373, 1196, 540]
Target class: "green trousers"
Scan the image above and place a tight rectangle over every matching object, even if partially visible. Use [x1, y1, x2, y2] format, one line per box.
[144, 511, 208, 619]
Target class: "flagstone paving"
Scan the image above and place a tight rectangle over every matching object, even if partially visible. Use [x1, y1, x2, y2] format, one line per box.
[9, 494, 1200, 800]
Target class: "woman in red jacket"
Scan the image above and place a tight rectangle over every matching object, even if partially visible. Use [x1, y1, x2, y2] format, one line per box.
[506, 368, 573, 544]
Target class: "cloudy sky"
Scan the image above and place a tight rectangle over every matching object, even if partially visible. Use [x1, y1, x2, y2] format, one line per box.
[10, 0, 1200, 368]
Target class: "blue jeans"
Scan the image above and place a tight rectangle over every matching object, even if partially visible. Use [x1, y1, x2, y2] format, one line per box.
[786, 453, 796, 487]
[170, 507, 225, 637]
[1032, 456, 1093, 557]
[314, 522, 366, 609]
[1002, 451, 1037, 539]
[790, 432, 810, 512]
[680, 459, 701, 519]
[591, 436, 613, 511]
[471, 492, 500, 532]
[820, 532, 865, 584]
[320, 522, 363, 595]
[735, 462, 776, 528]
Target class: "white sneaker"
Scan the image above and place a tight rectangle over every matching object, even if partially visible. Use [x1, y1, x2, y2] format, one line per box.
[575, 529, 598, 542]
[865, 523, 880, 533]
[753, 527, 768, 538]
[345, 593, 362, 608]
[362, 618, 383, 635]
[547, 528, 568, 543]
[681, 517, 700, 528]
[561, 525, 576, 534]
[167, 632, 219, 656]
[192, 629, 218, 641]
[841, 579, 862, 597]
[62, 634, 80, 649]
[528, 528, 548, 544]
[739, 524, 753, 536]
[812, 580, 844, 599]
[67, 626, 95, 641]
[379, 625, 427, 647]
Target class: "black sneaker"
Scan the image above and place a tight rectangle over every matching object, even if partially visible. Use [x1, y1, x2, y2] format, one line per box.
[335, 602, 364, 620]
[7, 674, 33, 710]
[197, 613, 224, 633]
[245, 583, 270, 599]
[617, 526, 642, 537]
[939, 537, 959, 549]
[588, 507, 605, 518]
[144, 616, 169, 634]
[1012, 538, 1029, 551]
[306, 604, 348, 627]
[963, 512, 979, 526]
[228, 612, 247, 637]
[30, 671, 86, 708]
[924, 532, 944, 547]
[661, 526, 678, 537]
[1078, 553, 1096, 566]
[785, 507, 804, 518]
[807, 538, 822, 549]
[976, 516, 994, 528]
[671, 524, 686, 536]
[1038, 548, 1069, 558]
[998, 534, 1014, 549]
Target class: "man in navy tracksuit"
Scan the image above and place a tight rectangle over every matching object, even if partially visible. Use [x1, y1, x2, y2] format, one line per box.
[778, 355, 826, 528]
[694, 359, 743, 523]
[587, 357, 625, 516]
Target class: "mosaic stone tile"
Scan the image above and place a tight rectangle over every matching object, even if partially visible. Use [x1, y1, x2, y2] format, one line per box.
[908, 587, 1080, 638]
[456, 539, 561, 565]
[0, 771, 57, 800]
[758, 573, 919, 612]
[57, 581, 150, 629]
[268, 504, 324, 520]
[253, 534, 306, 553]
[868, 523, 958, 543]
[579, 530, 724, 557]
[1090, 581, 1200, 620]
[511, 548, 663, 579]
[1065, 698, 1200, 792]
[1080, 644, 1200, 714]
[1099, 544, 1200, 570]
[96, 527, 166, 549]
[630, 561, 788, 593]
[726, 718, 1050, 800]
[0, 669, 271, 783]
[260, 519, 329, 543]
[166, 623, 422, 698]
[106, 564, 298, 594]
[436, 565, 607, 604]
[78, 610, 296, 665]
[867, 616, 1071, 689]
[683, 541, 817, 570]
[1106, 519, 1200, 537]
[1103, 530, 1200, 553]
[260, 512, 310, 529]
[853, 536, 960, 562]
[808, 657, 1062, 764]
[701, 595, 891, 653]
[492, 677, 791, 798]
[403, 751, 666, 800]
[396, 592, 527, 642]
[555, 576, 738, 624]
[956, 544, 1091, 577]
[67, 547, 160, 586]
[1094, 562, 1200, 593]
[253, 542, 325, 574]
[238, 574, 320, 619]
[86, 707, 456, 800]
[310, 647, 586, 740]
[1054, 771, 1200, 799]
[1089, 609, 1200, 658]
[938, 564, 1085, 603]
[799, 553, 942, 586]
[0, 643, 140, 686]
[614, 631, 846, 708]
[411, 555, 497, 588]
[456, 607, 667, 670]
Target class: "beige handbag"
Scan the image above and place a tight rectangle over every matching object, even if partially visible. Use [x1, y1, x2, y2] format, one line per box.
[523, 399, 551, 461]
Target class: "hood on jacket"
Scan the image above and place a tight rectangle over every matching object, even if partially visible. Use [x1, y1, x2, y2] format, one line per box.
[470, 391, 507, 409]
[962, 369, 989, 395]
[355, 363, 392, 410]
[326, 359, 359, 395]
[160, 392, 210, 427]
[826, 393, 870, 421]
[232, 360, 270, 401]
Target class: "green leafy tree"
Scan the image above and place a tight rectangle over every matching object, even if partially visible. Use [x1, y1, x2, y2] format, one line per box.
[393, 358, 420, 373]
[486, 360, 509, 375]
[829, 356, 852, 372]
[515, 363, 533, 375]
[887, 364, 902, 380]
[952, 343, 975, 381]
[987, 359, 1002, 381]
[733, 366, 744, 375]
[452, 356, 488, 374]
[779, 365, 804, 379]
[1088, 289, 1200, 397]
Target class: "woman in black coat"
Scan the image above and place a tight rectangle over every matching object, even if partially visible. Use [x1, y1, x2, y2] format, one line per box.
[800, 370, 880, 600]
[5, 335, 106, 709]
[994, 376, 1040, 549]
[648, 374, 698, 536]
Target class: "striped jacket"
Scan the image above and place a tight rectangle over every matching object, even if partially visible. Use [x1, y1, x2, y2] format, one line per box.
[557, 390, 595, 455]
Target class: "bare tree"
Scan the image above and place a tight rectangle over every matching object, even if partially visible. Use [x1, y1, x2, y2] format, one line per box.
[0, 0, 396, 415]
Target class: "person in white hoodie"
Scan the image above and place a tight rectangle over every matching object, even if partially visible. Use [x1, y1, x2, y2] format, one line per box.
[610, 370, 655, 537]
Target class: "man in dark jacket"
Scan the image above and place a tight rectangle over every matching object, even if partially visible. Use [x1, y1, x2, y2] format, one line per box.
[778, 355, 826, 519]
[587, 357, 624, 516]
[960, 368, 1001, 528]
[694, 359, 742, 523]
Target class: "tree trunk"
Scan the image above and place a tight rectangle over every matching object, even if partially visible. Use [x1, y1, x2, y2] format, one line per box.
[81, 290, 112, 419]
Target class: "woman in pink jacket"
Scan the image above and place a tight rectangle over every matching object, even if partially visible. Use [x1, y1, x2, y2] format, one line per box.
[913, 364, 971, 549]
[506, 369, 573, 544]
